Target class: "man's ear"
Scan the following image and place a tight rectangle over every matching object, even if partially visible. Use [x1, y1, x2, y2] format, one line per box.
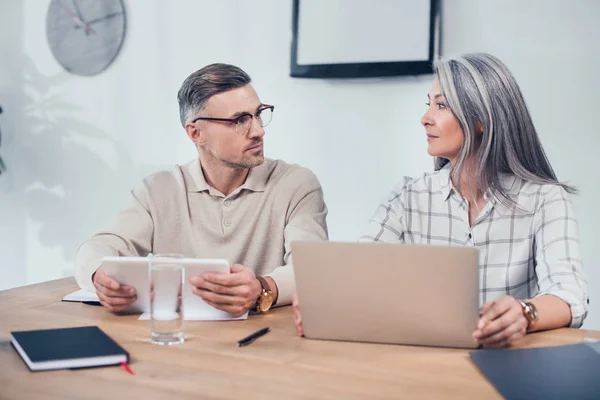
[185, 122, 206, 147]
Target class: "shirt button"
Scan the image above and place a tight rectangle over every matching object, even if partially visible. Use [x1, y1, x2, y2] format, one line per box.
[223, 219, 231, 227]
[223, 199, 231, 207]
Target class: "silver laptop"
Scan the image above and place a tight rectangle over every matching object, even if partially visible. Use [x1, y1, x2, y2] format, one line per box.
[292, 241, 480, 349]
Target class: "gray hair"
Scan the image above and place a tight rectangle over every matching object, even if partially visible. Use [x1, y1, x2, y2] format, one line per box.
[177, 63, 251, 127]
[433, 53, 576, 206]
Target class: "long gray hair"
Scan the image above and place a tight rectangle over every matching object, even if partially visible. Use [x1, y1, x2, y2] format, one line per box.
[433, 53, 576, 206]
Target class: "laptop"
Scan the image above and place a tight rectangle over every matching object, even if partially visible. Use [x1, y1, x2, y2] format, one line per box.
[292, 241, 480, 349]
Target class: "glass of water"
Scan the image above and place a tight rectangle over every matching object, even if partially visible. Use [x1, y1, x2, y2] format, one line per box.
[150, 254, 184, 345]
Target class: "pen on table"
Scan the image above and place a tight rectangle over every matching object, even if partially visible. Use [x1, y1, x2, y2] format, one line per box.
[238, 327, 270, 347]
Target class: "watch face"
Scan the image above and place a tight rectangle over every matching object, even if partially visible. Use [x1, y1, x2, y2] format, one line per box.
[46, 0, 127, 76]
[528, 303, 539, 321]
[259, 292, 274, 312]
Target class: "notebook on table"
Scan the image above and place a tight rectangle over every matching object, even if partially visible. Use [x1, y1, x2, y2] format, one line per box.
[469, 341, 600, 400]
[11, 326, 129, 371]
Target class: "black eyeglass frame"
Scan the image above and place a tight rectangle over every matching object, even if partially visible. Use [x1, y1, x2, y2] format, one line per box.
[191, 105, 275, 127]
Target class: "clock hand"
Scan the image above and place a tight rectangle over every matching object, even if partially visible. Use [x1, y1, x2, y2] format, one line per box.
[75, 12, 123, 27]
[71, 0, 85, 22]
[62, 7, 95, 35]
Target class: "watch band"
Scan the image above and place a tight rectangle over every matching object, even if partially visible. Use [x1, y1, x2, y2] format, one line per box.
[256, 276, 269, 293]
[255, 276, 272, 313]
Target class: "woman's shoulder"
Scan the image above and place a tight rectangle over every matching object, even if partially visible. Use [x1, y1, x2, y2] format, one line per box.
[497, 175, 573, 213]
[506, 175, 569, 196]
[383, 169, 448, 205]
[394, 169, 447, 191]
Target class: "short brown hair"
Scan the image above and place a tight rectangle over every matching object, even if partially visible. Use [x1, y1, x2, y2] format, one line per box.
[177, 63, 251, 127]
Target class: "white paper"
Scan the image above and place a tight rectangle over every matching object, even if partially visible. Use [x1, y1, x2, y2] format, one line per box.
[62, 290, 100, 303]
[64, 290, 247, 321]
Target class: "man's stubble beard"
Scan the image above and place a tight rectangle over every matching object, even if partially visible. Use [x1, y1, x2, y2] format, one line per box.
[222, 152, 264, 169]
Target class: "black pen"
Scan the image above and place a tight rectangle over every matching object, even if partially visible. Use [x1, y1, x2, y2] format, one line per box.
[238, 327, 270, 347]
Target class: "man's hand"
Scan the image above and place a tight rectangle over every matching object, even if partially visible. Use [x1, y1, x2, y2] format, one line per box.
[474, 295, 528, 348]
[190, 264, 261, 318]
[93, 266, 137, 313]
[292, 292, 304, 337]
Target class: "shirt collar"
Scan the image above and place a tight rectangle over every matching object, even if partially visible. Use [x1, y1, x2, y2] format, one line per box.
[437, 164, 453, 201]
[491, 174, 531, 214]
[184, 159, 269, 194]
[437, 164, 513, 204]
[501, 174, 522, 198]
[239, 160, 269, 192]
[185, 159, 210, 192]
[438, 163, 525, 211]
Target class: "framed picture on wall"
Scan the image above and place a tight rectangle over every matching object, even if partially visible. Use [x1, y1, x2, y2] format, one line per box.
[290, 0, 440, 78]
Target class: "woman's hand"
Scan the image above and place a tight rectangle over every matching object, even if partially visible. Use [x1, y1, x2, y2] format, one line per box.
[474, 295, 528, 348]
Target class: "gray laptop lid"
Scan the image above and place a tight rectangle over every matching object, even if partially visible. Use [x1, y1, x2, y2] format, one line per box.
[292, 241, 480, 349]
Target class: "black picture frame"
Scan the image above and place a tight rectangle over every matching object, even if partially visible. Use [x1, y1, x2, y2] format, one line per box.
[290, 0, 440, 79]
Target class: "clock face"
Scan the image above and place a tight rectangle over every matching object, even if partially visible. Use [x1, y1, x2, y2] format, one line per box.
[46, 0, 126, 76]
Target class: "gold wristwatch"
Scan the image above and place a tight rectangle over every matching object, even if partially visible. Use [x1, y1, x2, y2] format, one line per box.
[255, 276, 274, 313]
[519, 301, 539, 330]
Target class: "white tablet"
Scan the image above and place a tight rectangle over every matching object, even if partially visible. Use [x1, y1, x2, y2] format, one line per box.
[102, 256, 152, 313]
[102, 256, 230, 316]
[182, 259, 240, 320]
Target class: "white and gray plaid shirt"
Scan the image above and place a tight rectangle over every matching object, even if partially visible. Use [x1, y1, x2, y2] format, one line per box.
[360, 165, 588, 328]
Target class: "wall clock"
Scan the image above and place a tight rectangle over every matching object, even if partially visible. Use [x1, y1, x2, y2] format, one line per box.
[46, 0, 127, 76]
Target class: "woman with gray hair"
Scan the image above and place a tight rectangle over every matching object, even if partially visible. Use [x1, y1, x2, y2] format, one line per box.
[293, 53, 588, 348]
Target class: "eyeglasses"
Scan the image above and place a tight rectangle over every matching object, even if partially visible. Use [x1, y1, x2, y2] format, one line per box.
[191, 105, 274, 136]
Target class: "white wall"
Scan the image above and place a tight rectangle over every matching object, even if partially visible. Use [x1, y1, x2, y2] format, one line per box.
[0, 0, 598, 328]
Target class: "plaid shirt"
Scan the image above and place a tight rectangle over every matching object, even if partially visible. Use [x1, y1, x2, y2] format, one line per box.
[361, 165, 588, 328]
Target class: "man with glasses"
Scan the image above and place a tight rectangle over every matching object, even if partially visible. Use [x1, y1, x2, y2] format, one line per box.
[75, 63, 328, 316]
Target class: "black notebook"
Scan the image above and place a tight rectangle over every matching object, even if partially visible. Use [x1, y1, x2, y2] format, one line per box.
[470, 341, 600, 400]
[11, 326, 129, 371]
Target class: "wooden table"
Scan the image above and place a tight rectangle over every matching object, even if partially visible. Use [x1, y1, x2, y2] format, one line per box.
[1, 278, 598, 400]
